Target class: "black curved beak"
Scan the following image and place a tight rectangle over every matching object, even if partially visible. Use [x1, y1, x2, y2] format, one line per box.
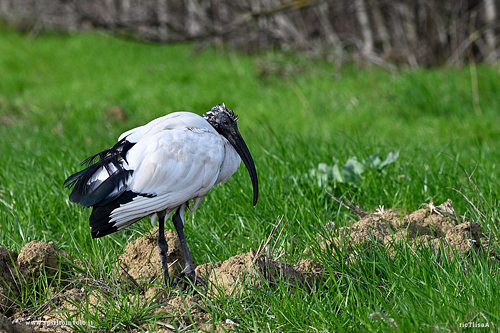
[221, 125, 259, 206]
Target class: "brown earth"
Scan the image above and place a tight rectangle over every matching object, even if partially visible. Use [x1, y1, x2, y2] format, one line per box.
[119, 228, 196, 284]
[17, 241, 72, 285]
[0, 241, 71, 317]
[0, 199, 497, 331]
[0, 247, 18, 315]
[322, 199, 493, 262]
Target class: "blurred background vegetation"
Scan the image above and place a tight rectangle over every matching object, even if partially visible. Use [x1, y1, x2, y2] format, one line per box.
[1, 0, 499, 66]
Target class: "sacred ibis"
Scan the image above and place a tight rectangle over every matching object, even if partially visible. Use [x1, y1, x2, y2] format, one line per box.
[64, 104, 258, 287]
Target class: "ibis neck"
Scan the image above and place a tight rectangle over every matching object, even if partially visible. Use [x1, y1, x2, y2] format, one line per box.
[215, 140, 241, 186]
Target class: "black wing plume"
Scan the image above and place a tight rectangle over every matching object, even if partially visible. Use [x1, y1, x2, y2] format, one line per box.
[64, 138, 136, 207]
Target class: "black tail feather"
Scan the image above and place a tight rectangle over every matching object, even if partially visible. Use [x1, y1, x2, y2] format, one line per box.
[89, 191, 142, 238]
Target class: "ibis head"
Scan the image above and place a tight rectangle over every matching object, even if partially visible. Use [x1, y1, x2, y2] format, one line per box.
[204, 104, 258, 206]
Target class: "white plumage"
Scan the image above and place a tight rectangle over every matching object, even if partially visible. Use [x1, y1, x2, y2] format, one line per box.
[108, 112, 240, 228]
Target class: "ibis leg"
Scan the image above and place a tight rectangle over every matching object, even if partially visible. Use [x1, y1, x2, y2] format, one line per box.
[172, 208, 207, 289]
[157, 213, 170, 288]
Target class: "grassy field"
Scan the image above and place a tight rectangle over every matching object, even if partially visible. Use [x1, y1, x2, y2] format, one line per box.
[1, 25, 500, 331]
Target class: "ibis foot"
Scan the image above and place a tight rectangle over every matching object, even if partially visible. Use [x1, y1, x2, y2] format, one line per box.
[172, 267, 207, 290]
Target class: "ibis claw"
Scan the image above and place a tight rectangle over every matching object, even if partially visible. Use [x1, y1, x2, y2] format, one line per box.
[172, 268, 207, 291]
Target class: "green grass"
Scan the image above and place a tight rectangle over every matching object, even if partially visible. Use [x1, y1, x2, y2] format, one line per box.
[1, 25, 500, 331]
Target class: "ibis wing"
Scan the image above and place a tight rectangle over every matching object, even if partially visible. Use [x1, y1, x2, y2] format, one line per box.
[64, 138, 135, 207]
[118, 112, 205, 142]
[89, 127, 226, 237]
[65, 113, 212, 208]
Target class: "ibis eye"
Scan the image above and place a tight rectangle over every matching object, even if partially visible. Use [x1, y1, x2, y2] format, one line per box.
[223, 120, 229, 126]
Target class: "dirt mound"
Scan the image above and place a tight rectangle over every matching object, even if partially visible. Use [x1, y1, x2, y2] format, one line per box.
[194, 252, 325, 296]
[17, 241, 72, 285]
[36, 285, 236, 332]
[119, 228, 196, 284]
[0, 241, 74, 331]
[196, 252, 257, 295]
[0, 241, 72, 317]
[119, 229, 321, 294]
[0, 247, 19, 315]
[148, 294, 212, 331]
[324, 199, 490, 260]
[254, 256, 325, 290]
